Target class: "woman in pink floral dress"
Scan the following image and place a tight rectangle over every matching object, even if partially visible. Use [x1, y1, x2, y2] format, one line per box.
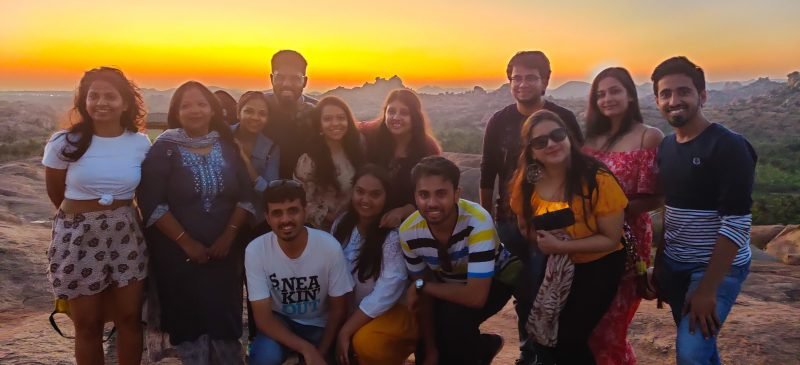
[582, 67, 664, 365]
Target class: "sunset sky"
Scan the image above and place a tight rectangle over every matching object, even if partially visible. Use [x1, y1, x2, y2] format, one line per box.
[1, 0, 798, 92]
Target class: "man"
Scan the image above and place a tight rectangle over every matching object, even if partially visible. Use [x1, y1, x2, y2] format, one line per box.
[263, 50, 318, 178]
[652, 56, 757, 365]
[400, 156, 516, 365]
[245, 180, 354, 365]
[479, 50, 583, 363]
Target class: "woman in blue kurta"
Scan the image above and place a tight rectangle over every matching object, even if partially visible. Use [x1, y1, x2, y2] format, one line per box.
[138, 81, 254, 364]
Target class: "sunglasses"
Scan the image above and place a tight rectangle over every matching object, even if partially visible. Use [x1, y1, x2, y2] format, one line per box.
[529, 127, 567, 150]
[267, 179, 302, 190]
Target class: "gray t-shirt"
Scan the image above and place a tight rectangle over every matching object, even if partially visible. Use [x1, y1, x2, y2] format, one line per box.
[245, 228, 354, 327]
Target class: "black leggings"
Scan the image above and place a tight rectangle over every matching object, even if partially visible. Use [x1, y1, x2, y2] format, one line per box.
[553, 249, 626, 364]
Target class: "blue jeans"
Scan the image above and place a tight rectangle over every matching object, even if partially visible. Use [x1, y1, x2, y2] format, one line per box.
[655, 255, 750, 365]
[496, 219, 547, 350]
[249, 313, 324, 365]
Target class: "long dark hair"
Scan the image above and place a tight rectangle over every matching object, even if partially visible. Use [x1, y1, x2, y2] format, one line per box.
[307, 96, 364, 191]
[167, 81, 238, 148]
[368, 89, 440, 164]
[585, 67, 643, 151]
[332, 164, 392, 282]
[59, 67, 145, 162]
[512, 110, 612, 228]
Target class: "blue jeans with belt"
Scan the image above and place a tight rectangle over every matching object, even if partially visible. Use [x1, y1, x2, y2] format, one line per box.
[655, 255, 750, 365]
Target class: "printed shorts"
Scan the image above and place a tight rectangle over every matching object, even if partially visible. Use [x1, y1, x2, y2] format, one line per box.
[47, 206, 148, 300]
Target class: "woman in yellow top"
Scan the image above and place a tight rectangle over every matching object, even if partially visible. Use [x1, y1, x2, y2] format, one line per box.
[509, 110, 627, 365]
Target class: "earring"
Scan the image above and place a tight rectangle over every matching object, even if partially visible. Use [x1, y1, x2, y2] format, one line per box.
[526, 160, 543, 183]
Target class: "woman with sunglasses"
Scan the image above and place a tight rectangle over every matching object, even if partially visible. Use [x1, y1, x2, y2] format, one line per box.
[509, 110, 627, 364]
[294, 96, 364, 231]
[331, 164, 417, 365]
[138, 81, 255, 363]
[582, 67, 664, 365]
[360, 89, 441, 229]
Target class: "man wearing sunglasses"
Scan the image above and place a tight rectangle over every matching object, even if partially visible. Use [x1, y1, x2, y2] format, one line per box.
[479, 50, 583, 364]
[245, 180, 354, 365]
[263, 50, 319, 179]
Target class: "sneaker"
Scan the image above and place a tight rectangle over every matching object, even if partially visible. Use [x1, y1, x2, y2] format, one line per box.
[480, 333, 504, 365]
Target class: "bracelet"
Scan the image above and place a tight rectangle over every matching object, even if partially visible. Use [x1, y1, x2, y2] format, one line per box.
[228, 224, 239, 231]
[174, 231, 186, 242]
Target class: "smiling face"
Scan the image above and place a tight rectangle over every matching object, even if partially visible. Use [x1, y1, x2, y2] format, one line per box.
[86, 80, 127, 127]
[529, 120, 571, 167]
[178, 87, 214, 137]
[595, 76, 632, 120]
[238, 98, 269, 134]
[271, 64, 307, 107]
[414, 174, 460, 226]
[266, 199, 306, 242]
[320, 104, 349, 142]
[383, 100, 412, 137]
[352, 174, 387, 222]
[656, 74, 706, 128]
[510, 65, 547, 105]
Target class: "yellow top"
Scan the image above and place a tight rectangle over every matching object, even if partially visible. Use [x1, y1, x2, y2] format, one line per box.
[510, 170, 628, 263]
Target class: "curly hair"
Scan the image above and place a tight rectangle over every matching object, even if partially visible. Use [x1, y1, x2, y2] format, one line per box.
[59, 66, 145, 162]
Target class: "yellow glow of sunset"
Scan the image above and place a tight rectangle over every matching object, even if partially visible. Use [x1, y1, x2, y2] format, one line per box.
[1, 0, 799, 91]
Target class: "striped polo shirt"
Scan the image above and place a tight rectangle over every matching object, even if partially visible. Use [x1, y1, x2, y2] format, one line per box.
[399, 199, 500, 284]
[657, 123, 757, 266]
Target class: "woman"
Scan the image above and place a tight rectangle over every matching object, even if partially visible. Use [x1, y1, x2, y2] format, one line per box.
[332, 164, 417, 365]
[42, 66, 151, 365]
[138, 81, 254, 364]
[582, 67, 664, 365]
[360, 89, 441, 228]
[214, 90, 239, 126]
[509, 110, 627, 364]
[232, 91, 280, 234]
[294, 96, 364, 231]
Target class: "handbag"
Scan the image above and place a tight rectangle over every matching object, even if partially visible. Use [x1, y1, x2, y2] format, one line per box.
[49, 298, 117, 342]
[621, 223, 657, 300]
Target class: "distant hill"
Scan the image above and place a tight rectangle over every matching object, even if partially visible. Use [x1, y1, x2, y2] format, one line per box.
[549, 81, 591, 99]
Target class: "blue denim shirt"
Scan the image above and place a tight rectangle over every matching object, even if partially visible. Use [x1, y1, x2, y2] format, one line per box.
[232, 124, 280, 223]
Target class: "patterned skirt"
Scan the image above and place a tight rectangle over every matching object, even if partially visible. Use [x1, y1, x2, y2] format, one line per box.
[47, 206, 148, 300]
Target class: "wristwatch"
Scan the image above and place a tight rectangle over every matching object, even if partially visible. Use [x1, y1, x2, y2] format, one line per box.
[415, 278, 425, 292]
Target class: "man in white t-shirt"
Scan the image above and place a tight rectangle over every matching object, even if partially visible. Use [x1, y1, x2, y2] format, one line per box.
[245, 180, 353, 365]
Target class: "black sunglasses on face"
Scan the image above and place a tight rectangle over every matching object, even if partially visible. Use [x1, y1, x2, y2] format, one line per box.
[529, 127, 567, 150]
[267, 179, 302, 189]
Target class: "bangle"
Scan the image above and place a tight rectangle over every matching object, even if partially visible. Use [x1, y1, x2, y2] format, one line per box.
[228, 224, 239, 231]
[174, 231, 186, 242]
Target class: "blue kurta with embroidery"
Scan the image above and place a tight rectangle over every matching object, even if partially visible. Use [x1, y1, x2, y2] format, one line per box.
[138, 137, 253, 345]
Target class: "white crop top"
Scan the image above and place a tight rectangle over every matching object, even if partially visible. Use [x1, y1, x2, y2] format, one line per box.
[42, 131, 151, 205]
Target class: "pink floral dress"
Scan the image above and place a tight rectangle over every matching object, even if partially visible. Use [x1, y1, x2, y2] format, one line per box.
[582, 146, 659, 365]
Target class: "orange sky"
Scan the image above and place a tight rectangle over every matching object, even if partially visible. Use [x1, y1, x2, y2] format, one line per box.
[1, 0, 798, 91]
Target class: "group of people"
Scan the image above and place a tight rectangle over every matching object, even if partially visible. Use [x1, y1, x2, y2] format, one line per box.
[42, 49, 757, 365]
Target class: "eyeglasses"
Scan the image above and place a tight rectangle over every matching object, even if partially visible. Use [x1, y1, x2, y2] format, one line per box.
[267, 179, 303, 190]
[510, 75, 542, 84]
[271, 72, 306, 85]
[529, 128, 567, 150]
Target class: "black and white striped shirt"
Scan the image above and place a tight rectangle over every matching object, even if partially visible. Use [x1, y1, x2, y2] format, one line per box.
[657, 123, 757, 266]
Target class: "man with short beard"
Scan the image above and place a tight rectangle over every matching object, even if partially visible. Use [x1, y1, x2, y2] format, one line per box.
[401, 156, 516, 365]
[652, 56, 757, 365]
[262, 50, 318, 179]
[479, 50, 583, 364]
[245, 180, 353, 365]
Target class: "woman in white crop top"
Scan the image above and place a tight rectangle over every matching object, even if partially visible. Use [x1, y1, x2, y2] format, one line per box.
[330, 164, 417, 365]
[41, 67, 151, 365]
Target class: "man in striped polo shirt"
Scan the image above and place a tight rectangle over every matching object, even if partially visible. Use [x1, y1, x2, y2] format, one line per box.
[652, 57, 757, 365]
[400, 156, 515, 365]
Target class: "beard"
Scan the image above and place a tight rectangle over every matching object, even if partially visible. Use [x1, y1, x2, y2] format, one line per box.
[667, 115, 690, 128]
[515, 94, 542, 107]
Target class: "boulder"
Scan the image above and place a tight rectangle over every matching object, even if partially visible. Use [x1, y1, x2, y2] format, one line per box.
[766, 225, 800, 265]
[751, 225, 786, 249]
